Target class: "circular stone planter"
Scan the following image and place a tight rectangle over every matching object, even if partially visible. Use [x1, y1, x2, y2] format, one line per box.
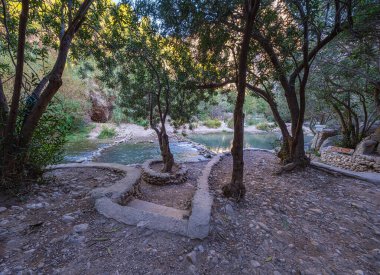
[142, 159, 188, 185]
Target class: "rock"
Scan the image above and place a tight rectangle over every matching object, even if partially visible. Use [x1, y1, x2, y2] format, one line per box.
[26, 202, 45, 210]
[73, 223, 89, 233]
[0, 207, 7, 213]
[250, 260, 261, 268]
[320, 135, 342, 151]
[196, 245, 205, 253]
[188, 264, 198, 275]
[11, 206, 23, 212]
[311, 128, 338, 151]
[186, 251, 197, 265]
[354, 270, 364, 275]
[274, 271, 282, 275]
[62, 214, 75, 223]
[89, 87, 114, 123]
[0, 228, 8, 240]
[225, 204, 234, 217]
[354, 139, 378, 156]
[0, 219, 9, 226]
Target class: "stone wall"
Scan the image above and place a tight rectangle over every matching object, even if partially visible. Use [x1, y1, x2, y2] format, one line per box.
[321, 148, 380, 173]
[141, 160, 188, 185]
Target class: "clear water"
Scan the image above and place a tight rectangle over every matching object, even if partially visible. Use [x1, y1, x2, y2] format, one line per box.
[188, 132, 282, 153]
[95, 141, 205, 165]
[62, 132, 313, 164]
[63, 139, 109, 163]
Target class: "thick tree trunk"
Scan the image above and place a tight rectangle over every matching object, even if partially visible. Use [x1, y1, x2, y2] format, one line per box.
[222, 0, 260, 199]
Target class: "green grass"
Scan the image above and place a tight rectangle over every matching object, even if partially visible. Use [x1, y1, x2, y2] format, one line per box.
[203, 119, 222, 129]
[97, 127, 116, 139]
[66, 124, 95, 142]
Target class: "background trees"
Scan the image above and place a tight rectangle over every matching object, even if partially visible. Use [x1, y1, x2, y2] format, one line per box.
[245, 0, 355, 167]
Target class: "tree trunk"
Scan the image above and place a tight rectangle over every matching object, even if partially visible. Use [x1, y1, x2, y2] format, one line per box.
[160, 130, 174, 173]
[222, 0, 260, 199]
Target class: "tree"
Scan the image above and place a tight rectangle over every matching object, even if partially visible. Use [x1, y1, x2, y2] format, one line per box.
[245, 0, 354, 168]
[144, 0, 262, 198]
[94, 15, 208, 172]
[308, 26, 380, 147]
[0, 0, 95, 188]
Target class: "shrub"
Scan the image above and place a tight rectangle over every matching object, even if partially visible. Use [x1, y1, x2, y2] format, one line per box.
[98, 127, 116, 139]
[135, 118, 149, 128]
[256, 122, 276, 131]
[227, 118, 234, 129]
[203, 119, 221, 128]
[112, 106, 128, 125]
[246, 117, 263, 126]
[27, 97, 76, 173]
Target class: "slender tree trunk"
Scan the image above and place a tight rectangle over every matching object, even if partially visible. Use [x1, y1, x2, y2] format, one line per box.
[1, 0, 29, 185]
[222, 0, 260, 199]
[160, 129, 174, 173]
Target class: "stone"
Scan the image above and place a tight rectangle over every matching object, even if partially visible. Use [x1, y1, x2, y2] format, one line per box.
[311, 128, 338, 151]
[186, 251, 197, 265]
[225, 204, 234, 217]
[320, 135, 342, 151]
[11, 206, 23, 212]
[73, 223, 89, 233]
[26, 203, 45, 210]
[0, 207, 7, 213]
[354, 270, 364, 275]
[196, 245, 205, 253]
[354, 139, 378, 156]
[250, 260, 261, 268]
[62, 214, 75, 223]
[89, 87, 114, 123]
[188, 264, 198, 275]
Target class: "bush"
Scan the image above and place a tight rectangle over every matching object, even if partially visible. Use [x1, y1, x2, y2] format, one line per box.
[256, 122, 276, 131]
[98, 127, 116, 139]
[28, 97, 76, 172]
[227, 118, 234, 129]
[135, 118, 149, 128]
[246, 117, 263, 126]
[203, 119, 222, 128]
[112, 105, 128, 125]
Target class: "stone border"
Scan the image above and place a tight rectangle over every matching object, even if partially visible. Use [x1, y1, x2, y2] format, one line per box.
[141, 159, 188, 185]
[311, 161, 380, 185]
[187, 154, 222, 239]
[46, 156, 222, 239]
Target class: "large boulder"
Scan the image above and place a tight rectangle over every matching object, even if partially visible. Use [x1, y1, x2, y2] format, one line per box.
[354, 126, 380, 156]
[311, 128, 338, 151]
[320, 135, 342, 151]
[89, 90, 114, 123]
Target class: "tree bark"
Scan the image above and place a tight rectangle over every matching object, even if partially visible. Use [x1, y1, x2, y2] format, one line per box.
[160, 129, 174, 173]
[222, 0, 260, 199]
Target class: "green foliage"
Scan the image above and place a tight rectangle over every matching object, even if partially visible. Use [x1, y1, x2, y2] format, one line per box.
[134, 118, 149, 128]
[28, 97, 77, 172]
[112, 105, 129, 125]
[203, 119, 221, 129]
[256, 122, 276, 131]
[227, 118, 234, 129]
[98, 127, 116, 139]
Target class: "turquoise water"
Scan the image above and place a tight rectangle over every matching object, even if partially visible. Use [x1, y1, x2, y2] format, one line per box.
[188, 132, 282, 153]
[63, 132, 313, 164]
[95, 141, 204, 164]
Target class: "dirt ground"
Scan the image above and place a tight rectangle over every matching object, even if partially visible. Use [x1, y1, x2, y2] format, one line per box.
[0, 152, 379, 274]
[137, 161, 207, 210]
